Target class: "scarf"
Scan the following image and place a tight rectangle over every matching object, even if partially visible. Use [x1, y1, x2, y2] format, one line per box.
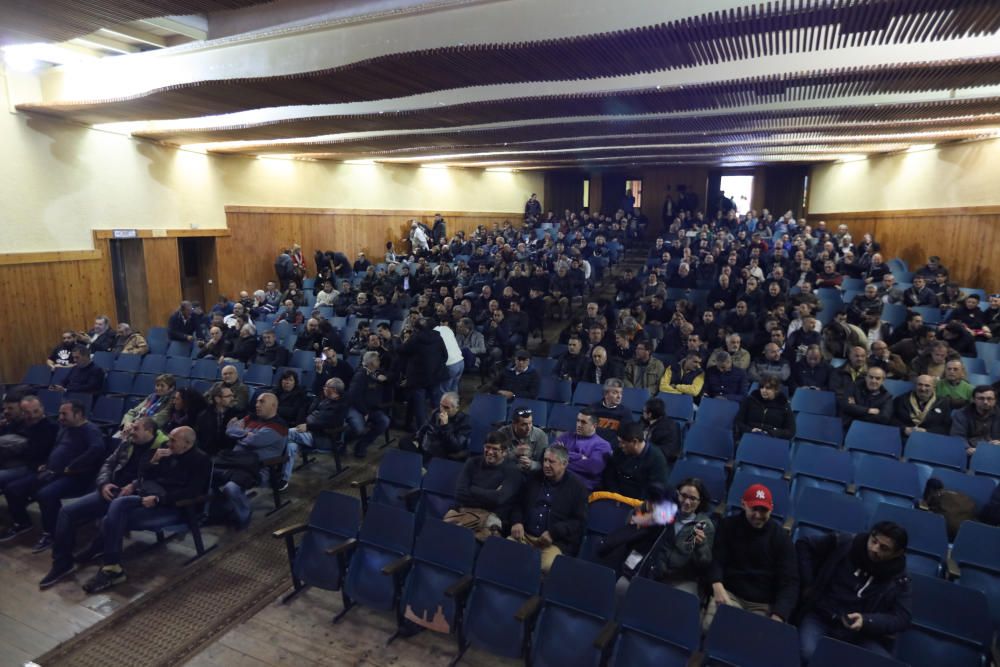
[141, 391, 174, 418]
[906, 392, 937, 426]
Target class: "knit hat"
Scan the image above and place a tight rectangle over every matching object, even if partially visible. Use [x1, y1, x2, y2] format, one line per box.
[742, 483, 774, 510]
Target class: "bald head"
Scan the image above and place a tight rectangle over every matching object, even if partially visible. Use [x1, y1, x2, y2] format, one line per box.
[256, 392, 278, 419]
[168, 426, 197, 454]
[914, 374, 936, 401]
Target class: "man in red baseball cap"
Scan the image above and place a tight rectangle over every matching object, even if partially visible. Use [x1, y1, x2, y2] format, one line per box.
[702, 483, 798, 632]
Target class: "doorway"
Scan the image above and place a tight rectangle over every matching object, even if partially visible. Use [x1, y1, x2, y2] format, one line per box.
[109, 239, 149, 329]
[719, 174, 755, 215]
[178, 237, 218, 310]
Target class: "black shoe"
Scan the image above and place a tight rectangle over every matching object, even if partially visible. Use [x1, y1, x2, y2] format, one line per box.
[0, 524, 32, 542]
[31, 533, 54, 554]
[74, 542, 104, 564]
[277, 479, 289, 492]
[82, 567, 126, 594]
[39, 563, 77, 589]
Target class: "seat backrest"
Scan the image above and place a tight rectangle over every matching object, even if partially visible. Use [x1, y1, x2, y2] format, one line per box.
[845, 421, 902, 458]
[735, 433, 790, 476]
[695, 396, 740, 428]
[790, 388, 837, 416]
[308, 491, 363, 536]
[537, 376, 572, 403]
[113, 354, 142, 373]
[130, 374, 156, 397]
[469, 394, 508, 429]
[660, 393, 694, 422]
[901, 574, 992, 658]
[473, 536, 542, 594]
[139, 353, 167, 375]
[668, 459, 726, 505]
[412, 517, 477, 573]
[792, 443, 853, 484]
[904, 432, 967, 470]
[191, 358, 219, 380]
[951, 520, 1000, 573]
[870, 502, 947, 564]
[542, 555, 616, 618]
[792, 487, 866, 540]
[357, 502, 416, 554]
[794, 413, 843, 447]
[243, 364, 274, 386]
[104, 371, 134, 395]
[546, 403, 579, 433]
[620, 387, 650, 413]
[704, 604, 800, 667]
[378, 449, 424, 488]
[572, 381, 603, 406]
[683, 422, 734, 461]
[165, 357, 192, 377]
[931, 468, 998, 511]
[881, 379, 914, 398]
[810, 637, 906, 667]
[970, 444, 1000, 479]
[618, 577, 700, 653]
[853, 456, 921, 499]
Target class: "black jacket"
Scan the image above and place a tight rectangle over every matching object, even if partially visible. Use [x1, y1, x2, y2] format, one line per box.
[839, 383, 893, 426]
[891, 392, 951, 435]
[274, 386, 311, 426]
[194, 407, 242, 457]
[254, 342, 289, 368]
[398, 328, 449, 389]
[709, 514, 800, 621]
[305, 396, 349, 433]
[347, 368, 392, 413]
[601, 443, 669, 500]
[417, 409, 472, 459]
[455, 457, 522, 524]
[796, 532, 911, 644]
[735, 390, 796, 439]
[790, 360, 832, 391]
[495, 366, 540, 399]
[167, 310, 198, 342]
[510, 470, 589, 555]
[63, 362, 106, 394]
[646, 417, 682, 464]
[138, 445, 212, 507]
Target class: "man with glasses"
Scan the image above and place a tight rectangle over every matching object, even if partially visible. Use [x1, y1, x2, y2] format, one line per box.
[950, 385, 1000, 456]
[195, 385, 243, 457]
[839, 365, 893, 427]
[499, 408, 548, 472]
[509, 444, 588, 572]
[446, 431, 521, 540]
[704, 483, 798, 631]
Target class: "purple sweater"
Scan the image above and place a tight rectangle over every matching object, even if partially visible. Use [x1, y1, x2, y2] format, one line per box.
[554, 432, 612, 491]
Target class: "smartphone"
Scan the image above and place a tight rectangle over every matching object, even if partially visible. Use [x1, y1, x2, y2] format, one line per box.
[320, 352, 327, 361]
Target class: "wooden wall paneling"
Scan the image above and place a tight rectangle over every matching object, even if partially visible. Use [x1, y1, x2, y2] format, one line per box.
[809, 207, 1000, 290]
[0, 245, 115, 384]
[142, 238, 183, 332]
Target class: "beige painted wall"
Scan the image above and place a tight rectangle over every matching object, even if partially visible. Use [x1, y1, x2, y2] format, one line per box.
[809, 137, 1000, 213]
[0, 67, 543, 254]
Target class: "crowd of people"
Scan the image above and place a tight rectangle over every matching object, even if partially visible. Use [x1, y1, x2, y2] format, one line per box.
[2, 194, 999, 664]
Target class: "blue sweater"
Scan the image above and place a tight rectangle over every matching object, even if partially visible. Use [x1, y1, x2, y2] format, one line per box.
[48, 422, 106, 476]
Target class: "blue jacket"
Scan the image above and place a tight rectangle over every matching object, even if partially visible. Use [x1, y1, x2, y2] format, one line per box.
[704, 367, 749, 402]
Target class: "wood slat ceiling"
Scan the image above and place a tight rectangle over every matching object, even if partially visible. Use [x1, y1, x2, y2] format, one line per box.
[19, 0, 1000, 124]
[0, 1, 272, 46]
[139, 59, 1000, 145]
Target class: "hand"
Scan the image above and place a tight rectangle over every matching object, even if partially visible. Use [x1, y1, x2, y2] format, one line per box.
[314, 358, 324, 370]
[141, 495, 159, 508]
[376, 374, 387, 382]
[843, 613, 864, 631]
[227, 417, 241, 428]
[439, 411, 449, 426]
[510, 523, 525, 540]
[967, 446, 977, 457]
[120, 483, 136, 497]
[295, 424, 308, 432]
[151, 448, 172, 463]
[498, 390, 514, 399]
[518, 455, 532, 471]
[867, 408, 880, 415]
[101, 484, 119, 501]
[692, 526, 706, 545]
[712, 584, 732, 607]
[537, 531, 553, 548]
[847, 397, 855, 404]
[50, 385, 66, 393]
[187, 335, 194, 342]
[770, 613, 785, 623]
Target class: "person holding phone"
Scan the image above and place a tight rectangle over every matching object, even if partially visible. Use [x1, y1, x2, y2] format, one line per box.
[795, 522, 912, 662]
[645, 478, 715, 596]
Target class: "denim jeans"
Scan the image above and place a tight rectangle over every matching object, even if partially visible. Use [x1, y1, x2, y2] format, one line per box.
[53, 491, 110, 569]
[798, 612, 892, 664]
[0, 465, 29, 491]
[101, 494, 173, 566]
[346, 408, 390, 454]
[5, 473, 93, 534]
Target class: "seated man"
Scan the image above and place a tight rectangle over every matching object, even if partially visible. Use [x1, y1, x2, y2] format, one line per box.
[47, 332, 78, 369]
[194, 385, 243, 457]
[950, 385, 1000, 456]
[508, 444, 588, 572]
[936, 359, 974, 409]
[111, 323, 148, 357]
[703, 350, 749, 402]
[498, 406, 549, 473]
[601, 422, 669, 501]
[581, 345, 626, 385]
[39, 417, 166, 588]
[796, 522, 912, 662]
[554, 335, 587, 384]
[622, 340, 666, 395]
[345, 351, 392, 458]
[0, 395, 58, 492]
[868, 339, 909, 380]
[215, 393, 288, 528]
[704, 483, 799, 631]
[80, 426, 210, 593]
[658, 353, 705, 397]
[588, 378, 633, 444]
[286, 378, 350, 472]
[748, 343, 792, 386]
[399, 392, 470, 463]
[0, 400, 106, 551]
[491, 349, 540, 400]
[839, 365, 893, 427]
[553, 408, 612, 492]
[828, 346, 868, 398]
[790, 345, 831, 391]
[50, 346, 105, 395]
[312, 346, 354, 394]
[892, 374, 951, 436]
[204, 364, 250, 413]
[254, 329, 290, 368]
[445, 431, 522, 540]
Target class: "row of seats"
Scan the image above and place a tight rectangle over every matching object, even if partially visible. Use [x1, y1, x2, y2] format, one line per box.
[279, 490, 997, 667]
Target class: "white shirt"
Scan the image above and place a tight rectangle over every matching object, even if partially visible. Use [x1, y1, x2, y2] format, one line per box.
[435, 326, 464, 366]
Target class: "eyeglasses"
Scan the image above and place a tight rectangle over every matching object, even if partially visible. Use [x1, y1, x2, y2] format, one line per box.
[678, 492, 701, 503]
[514, 408, 533, 418]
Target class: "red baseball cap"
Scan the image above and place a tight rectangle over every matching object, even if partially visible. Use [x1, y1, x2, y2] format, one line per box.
[742, 484, 774, 510]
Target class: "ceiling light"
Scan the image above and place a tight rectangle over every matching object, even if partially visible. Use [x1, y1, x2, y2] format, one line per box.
[905, 144, 935, 153]
[836, 154, 867, 162]
[486, 167, 515, 172]
[343, 159, 375, 165]
[420, 163, 449, 170]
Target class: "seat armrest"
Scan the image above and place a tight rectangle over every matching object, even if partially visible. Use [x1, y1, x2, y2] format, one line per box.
[351, 475, 377, 489]
[326, 538, 358, 557]
[272, 522, 309, 539]
[513, 595, 542, 622]
[444, 574, 474, 599]
[381, 555, 413, 576]
[400, 488, 421, 502]
[174, 494, 208, 509]
[593, 620, 620, 650]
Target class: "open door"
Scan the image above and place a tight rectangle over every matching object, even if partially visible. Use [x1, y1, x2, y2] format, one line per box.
[179, 237, 218, 310]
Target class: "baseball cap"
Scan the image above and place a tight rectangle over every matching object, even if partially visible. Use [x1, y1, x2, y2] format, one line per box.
[742, 484, 774, 510]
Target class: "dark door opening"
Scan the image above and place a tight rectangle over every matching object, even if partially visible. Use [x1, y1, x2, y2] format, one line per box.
[109, 239, 149, 329]
[178, 237, 218, 310]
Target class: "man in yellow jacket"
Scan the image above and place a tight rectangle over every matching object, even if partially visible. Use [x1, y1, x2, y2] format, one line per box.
[659, 353, 705, 398]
